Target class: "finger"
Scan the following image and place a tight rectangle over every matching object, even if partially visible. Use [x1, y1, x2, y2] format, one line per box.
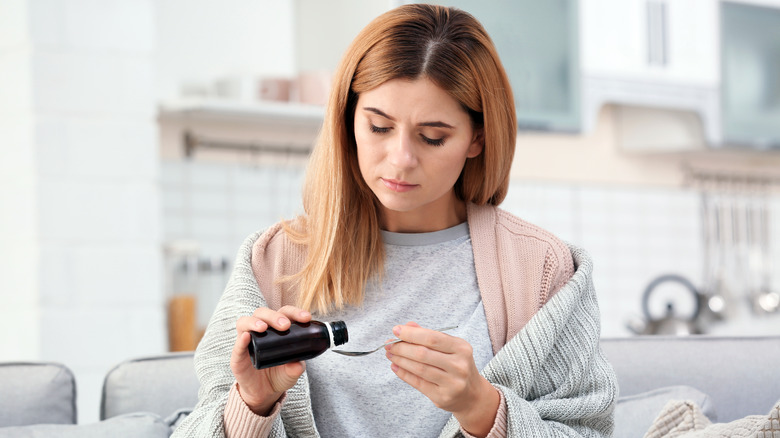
[386, 348, 447, 383]
[387, 340, 449, 369]
[285, 360, 306, 378]
[267, 361, 306, 393]
[252, 308, 294, 331]
[236, 315, 268, 334]
[392, 324, 458, 353]
[232, 331, 251, 361]
[390, 359, 438, 396]
[277, 305, 312, 323]
[230, 332, 254, 374]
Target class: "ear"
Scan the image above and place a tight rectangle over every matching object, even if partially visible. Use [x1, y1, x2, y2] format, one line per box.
[466, 128, 484, 158]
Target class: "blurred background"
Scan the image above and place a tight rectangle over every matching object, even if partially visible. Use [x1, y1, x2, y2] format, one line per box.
[1, 0, 779, 424]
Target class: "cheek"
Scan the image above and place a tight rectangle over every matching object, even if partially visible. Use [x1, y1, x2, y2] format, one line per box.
[354, 135, 375, 181]
[441, 158, 468, 185]
[437, 146, 470, 173]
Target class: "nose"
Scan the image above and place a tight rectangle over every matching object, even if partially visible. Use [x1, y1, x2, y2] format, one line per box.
[387, 131, 418, 169]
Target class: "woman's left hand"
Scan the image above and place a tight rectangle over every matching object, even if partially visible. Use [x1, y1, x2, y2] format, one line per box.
[385, 322, 500, 437]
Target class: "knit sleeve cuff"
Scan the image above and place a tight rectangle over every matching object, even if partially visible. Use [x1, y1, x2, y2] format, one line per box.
[223, 381, 284, 438]
[460, 386, 507, 438]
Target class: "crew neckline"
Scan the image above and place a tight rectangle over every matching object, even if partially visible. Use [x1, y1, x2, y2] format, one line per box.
[381, 222, 469, 246]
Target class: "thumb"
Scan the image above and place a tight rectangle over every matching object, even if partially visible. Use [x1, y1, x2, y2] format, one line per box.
[268, 361, 306, 393]
[285, 361, 306, 380]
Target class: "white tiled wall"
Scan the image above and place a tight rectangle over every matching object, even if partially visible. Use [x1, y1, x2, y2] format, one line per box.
[161, 160, 305, 327]
[162, 161, 305, 251]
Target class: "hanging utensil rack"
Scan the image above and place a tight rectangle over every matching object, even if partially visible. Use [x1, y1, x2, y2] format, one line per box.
[183, 130, 312, 159]
[686, 166, 780, 319]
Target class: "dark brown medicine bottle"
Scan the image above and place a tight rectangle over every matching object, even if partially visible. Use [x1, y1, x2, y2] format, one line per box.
[248, 320, 348, 370]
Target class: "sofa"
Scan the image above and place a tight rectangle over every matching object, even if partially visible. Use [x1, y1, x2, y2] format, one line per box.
[1, 335, 778, 437]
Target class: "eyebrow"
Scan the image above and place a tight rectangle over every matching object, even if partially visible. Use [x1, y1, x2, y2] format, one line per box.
[362, 107, 454, 129]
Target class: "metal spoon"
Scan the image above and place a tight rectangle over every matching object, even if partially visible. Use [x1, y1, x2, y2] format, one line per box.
[331, 326, 458, 357]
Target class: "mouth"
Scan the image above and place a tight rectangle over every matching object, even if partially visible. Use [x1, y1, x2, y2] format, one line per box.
[381, 178, 419, 193]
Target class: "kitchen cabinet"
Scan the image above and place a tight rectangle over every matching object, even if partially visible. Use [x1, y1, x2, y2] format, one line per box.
[157, 98, 323, 159]
[581, 0, 719, 86]
[721, 1, 780, 149]
[580, 0, 722, 147]
[413, 0, 581, 133]
[581, 0, 780, 150]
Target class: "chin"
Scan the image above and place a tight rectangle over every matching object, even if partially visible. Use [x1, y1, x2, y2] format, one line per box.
[375, 197, 421, 214]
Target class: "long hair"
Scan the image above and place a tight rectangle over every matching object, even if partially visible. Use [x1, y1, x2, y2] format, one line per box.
[283, 4, 516, 314]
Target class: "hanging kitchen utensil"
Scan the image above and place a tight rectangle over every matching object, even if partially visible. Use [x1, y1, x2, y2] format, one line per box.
[706, 179, 730, 320]
[754, 182, 779, 313]
[699, 181, 720, 322]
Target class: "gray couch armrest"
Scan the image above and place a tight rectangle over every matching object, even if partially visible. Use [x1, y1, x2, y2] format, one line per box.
[0, 362, 77, 427]
[100, 352, 198, 421]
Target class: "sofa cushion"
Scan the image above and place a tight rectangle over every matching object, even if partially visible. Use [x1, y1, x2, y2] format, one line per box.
[100, 352, 198, 420]
[0, 413, 170, 438]
[0, 362, 76, 427]
[614, 385, 715, 438]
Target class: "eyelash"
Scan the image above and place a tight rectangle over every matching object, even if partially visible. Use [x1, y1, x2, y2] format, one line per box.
[369, 125, 445, 147]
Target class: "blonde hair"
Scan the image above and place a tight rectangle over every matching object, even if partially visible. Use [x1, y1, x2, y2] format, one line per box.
[283, 4, 516, 314]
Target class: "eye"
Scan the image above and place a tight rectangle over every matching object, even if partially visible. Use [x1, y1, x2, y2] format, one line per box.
[421, 135, 445, 147]
[370, 124, 391, 134]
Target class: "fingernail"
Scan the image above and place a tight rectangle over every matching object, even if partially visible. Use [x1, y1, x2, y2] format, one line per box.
[391, 364, 399, 372]
[386, 351, 393, 359]
[300, 311, 310, 318]
[278, 317, 289, 326]
[255, 320, 263, 327]
[393, 326, 401, 336]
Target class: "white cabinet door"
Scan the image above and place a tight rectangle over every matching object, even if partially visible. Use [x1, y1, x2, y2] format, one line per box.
[580, 0, 722, 146]
[665, 0, 719, 86]
[581, 0, 718, 86]
[580, 0, 646, 78]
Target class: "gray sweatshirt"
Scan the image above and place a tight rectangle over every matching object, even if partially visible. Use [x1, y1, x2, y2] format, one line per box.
[172, 203, 618, 437]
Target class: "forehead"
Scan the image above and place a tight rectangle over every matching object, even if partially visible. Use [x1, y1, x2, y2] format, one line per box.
[356, 77, 469, 122]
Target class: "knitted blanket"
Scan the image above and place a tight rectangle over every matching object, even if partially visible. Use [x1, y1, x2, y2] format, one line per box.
[438, 244, 618, 437]
[172, 233, 617, 437]
[643, 399, 780, 438]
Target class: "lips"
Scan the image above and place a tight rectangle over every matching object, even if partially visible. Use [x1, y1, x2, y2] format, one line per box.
[381, 178, 419, 193]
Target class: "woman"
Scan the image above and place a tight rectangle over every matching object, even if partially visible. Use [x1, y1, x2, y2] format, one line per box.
[173, 4, 617, 438]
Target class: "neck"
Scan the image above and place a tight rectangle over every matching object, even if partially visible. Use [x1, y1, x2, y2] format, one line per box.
[380, 198, 467, 233]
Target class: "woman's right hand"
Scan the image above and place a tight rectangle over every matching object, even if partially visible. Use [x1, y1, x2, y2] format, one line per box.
[230, 305, 312, 416]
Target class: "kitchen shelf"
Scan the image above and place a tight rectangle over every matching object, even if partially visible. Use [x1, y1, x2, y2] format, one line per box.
[158, 98, 325, 128]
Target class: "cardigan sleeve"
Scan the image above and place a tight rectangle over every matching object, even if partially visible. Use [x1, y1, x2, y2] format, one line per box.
[223, 383, 284, 438]
[460, 387, 508, 438]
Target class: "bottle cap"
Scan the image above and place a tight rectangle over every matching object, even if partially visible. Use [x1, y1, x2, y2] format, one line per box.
[330, 320, 348, 346]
